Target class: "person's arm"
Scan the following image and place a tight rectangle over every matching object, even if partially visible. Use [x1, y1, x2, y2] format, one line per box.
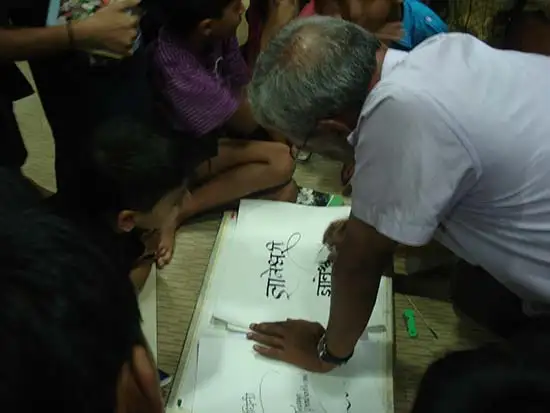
[325, 91, 478, 356]
[336, 0, 398, 33]
[261, 0, 299, 50]
[0, 0, 140, 61]
[130, 260, 153, 292]
[157, 38, 259, 137]
[325, 216, 396, 357]
[0, 26, 72, 60]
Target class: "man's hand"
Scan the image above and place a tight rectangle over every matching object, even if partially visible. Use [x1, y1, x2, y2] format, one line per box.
[247, 319, 336, 373]
[323, 219, 348, 261]
[73, 0, 141, 56]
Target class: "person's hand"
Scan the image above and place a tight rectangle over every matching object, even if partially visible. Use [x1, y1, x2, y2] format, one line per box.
[73, 0, 141, 56]
[323, 219, 348, 261]
[140, 229, 161, 257]
[247, 319, 336, 373]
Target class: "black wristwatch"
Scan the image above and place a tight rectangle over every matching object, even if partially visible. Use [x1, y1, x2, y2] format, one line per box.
[317, 333, 354, 366]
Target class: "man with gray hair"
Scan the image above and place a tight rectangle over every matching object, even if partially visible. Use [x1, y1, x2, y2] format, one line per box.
[245, 16, 550, 373]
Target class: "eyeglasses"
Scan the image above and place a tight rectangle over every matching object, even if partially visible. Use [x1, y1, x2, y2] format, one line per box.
[291, 133, 312, 162]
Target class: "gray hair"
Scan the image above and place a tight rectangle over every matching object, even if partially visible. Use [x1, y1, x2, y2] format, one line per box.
[248, 16, 380, 142]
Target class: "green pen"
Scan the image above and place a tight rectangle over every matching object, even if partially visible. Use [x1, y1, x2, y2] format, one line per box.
[403, 309, 418, 338]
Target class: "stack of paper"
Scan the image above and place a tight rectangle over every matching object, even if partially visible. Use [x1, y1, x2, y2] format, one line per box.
[180, 201, 393, 413]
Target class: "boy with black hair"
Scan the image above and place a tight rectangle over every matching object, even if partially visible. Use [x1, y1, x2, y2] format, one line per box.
[151, 0, 304, 267]
[0, 210, 163, 413]
[44, 117, 189, 289]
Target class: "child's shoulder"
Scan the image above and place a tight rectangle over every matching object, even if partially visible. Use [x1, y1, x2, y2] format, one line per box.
[400, 0, 448, 49]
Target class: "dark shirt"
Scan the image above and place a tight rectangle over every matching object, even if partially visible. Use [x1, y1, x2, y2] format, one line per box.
[2, 0, 159, 189]
[42, 194, 145, 279]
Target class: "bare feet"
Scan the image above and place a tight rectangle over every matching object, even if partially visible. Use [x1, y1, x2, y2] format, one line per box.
[156, 206, 179, 269]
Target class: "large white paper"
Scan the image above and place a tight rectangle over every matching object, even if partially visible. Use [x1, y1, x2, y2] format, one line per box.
[193, 334, 389, 413]
[193, 334, 349, 413]
[169, 202, 393, 413]
[214, 201, 385, 329]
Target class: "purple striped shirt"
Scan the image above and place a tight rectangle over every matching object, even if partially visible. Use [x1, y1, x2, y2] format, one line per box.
[153, 29, 250, 137]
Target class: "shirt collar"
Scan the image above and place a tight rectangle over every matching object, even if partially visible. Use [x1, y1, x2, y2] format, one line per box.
[346, 48, 408, 146]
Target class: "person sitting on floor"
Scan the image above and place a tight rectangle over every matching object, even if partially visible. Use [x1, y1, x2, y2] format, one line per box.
[43, 117, 190, 290]
[150, 0, 311, 267]
[0, 209, 163, 413]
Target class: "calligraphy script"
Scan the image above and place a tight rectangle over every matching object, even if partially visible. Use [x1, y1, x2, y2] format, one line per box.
[241, 392, 257, 413]
[313, 259, 332, 297]
[260, 233, 301, 300]
[291, 374, 312, 413]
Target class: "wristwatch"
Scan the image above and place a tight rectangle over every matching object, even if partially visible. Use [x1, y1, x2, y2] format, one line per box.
[317, 333, 354, 366]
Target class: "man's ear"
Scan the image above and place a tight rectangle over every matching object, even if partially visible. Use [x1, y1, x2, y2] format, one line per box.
[316, 119, 352, 136]
[197, 19, 214, 37]
[117, 210, 137, 233]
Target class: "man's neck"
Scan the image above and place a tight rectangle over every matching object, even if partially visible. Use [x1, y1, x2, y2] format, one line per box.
[367, 46, 388, 91]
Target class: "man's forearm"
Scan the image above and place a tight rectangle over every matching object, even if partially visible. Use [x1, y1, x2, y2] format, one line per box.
[325, 257, 383, 358]
[0, 26, 72, 61]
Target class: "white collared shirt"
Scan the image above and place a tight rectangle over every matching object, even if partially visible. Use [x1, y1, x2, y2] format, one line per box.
[351, 33, 550, 311]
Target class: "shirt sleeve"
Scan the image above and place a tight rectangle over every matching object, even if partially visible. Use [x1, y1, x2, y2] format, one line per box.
[351, 89, 477, 246]
[224, 36, 250, 91]
[155, 44, 240, 136]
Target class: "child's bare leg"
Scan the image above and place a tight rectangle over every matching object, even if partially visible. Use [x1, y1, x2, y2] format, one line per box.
[156, 204, 184, 269]
[178, 139, 297, 221]
[156, 139, 296, 268]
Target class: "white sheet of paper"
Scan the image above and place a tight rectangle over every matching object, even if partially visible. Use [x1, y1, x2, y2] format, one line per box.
[168, 202, 393, 413]
[214, 201, 385, 328]
[193, 334, 348, 413]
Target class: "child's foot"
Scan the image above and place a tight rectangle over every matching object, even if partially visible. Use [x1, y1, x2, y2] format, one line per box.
[156, 209, 179, 269]
[158, 369, 172, 388]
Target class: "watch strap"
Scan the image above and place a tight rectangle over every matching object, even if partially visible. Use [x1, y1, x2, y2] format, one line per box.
[317, 334, 354, 365]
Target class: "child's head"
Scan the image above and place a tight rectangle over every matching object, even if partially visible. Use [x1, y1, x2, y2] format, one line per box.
[80, 117, 189, 234]
[0, 210, 162, 413]
[412, 326, 550, 413]
[160, 0, 245, 40]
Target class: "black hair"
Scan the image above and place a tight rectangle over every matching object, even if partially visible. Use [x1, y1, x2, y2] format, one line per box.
[157, 0, 236, 36]
[0, 210, 143, 413]
[412, 324, 550, 413]
[0, 168, 42, 213]
[78, 117, 189, 215]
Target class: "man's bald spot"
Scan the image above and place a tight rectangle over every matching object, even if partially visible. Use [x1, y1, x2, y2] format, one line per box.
[277, 24, 335, 69]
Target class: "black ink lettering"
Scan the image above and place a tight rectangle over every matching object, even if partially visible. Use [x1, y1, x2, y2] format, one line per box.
[261, 233, 302, 300]
[314, 259, 333, 297]
[241, 393, 257, 413]
[265, 277, 289, 299]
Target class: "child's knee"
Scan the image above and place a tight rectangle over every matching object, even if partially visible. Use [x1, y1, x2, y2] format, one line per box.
[266, 143, 295, 182]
